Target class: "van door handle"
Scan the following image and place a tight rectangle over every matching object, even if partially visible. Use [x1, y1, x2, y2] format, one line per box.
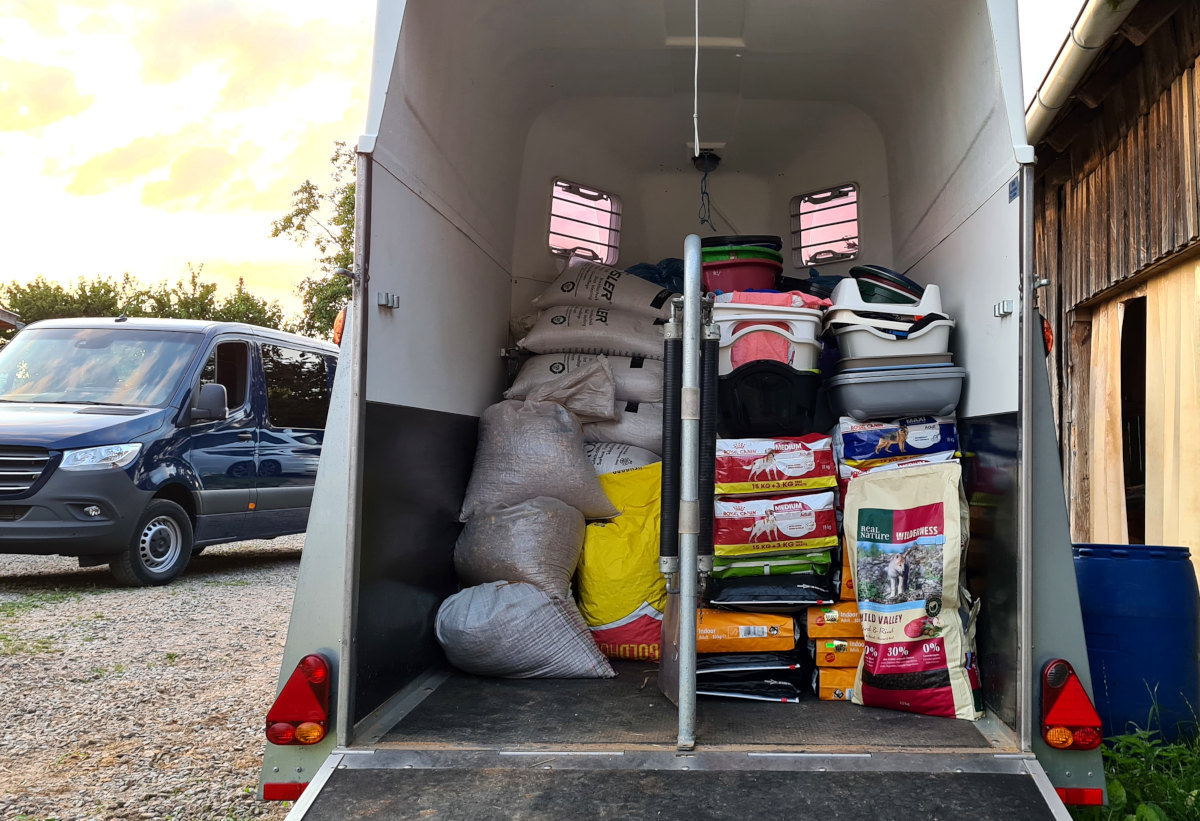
[237, 432, 253, 441]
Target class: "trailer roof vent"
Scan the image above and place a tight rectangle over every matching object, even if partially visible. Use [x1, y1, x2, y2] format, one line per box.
[791, 182, 860, 268]
[549, 178, 622, 265]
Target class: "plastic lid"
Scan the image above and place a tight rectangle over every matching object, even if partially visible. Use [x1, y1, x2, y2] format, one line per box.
[702, 235, 783, 250]
[826, 365, 966, 386]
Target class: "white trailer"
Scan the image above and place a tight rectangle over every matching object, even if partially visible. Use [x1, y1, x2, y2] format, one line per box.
[259, 1, 1121, 816]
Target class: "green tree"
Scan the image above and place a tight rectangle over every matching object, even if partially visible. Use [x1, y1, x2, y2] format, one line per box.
[272, 141, 355, 338]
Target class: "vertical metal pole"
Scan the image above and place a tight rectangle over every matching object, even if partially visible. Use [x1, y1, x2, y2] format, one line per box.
[1017, 164, 1036, 752]
[677, 234, 702, 751]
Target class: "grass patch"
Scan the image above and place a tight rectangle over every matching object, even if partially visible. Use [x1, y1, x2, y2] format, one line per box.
[202, 579, 251, 588]
[0, 590, 81, 618]
[1068, 726, 1200, 820]
[0, 633, 59, 655]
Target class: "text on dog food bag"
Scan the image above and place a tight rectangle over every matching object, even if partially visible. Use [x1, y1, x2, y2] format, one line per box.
[715, 434, 836, 495]
[714, 491, 838, 557]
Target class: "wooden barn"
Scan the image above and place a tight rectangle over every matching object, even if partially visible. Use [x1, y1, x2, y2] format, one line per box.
[1032, 0, 1200, 571]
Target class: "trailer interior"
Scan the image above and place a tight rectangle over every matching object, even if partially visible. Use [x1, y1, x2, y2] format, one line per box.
[262, 0, 1102, 815]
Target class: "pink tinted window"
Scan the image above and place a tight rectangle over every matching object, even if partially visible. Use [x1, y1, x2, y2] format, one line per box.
[790, 183, 860, 267]
[548, 178, 622, 265]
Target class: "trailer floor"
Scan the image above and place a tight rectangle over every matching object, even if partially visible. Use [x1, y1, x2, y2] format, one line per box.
[378, 663, 992, 751]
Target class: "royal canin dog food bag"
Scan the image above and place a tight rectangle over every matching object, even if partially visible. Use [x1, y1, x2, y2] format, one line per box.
[714, 434, 836, 496]
[713, 491, 838, 558]
[834, 416, 959, 472]
[531, 257, 676, 319]
[844, 462, 982, 721]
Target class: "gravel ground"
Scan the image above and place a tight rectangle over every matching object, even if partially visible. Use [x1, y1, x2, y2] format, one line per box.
[0, 537, 304, 821]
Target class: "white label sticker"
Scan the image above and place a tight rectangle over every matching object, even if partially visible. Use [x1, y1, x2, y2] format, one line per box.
[739, 626, 768, 639]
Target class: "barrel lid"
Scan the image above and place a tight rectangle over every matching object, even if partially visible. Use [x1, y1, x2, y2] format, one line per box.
[1072, 543, 1192, 560]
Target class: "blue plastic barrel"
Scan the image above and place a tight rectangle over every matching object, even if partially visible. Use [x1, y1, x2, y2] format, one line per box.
[1073, 544, 1200, 742]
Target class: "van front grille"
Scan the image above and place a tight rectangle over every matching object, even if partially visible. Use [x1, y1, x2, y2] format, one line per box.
[0, 447, 51, 495]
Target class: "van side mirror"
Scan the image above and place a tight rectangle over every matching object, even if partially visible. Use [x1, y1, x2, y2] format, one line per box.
[191, 383, 229, 423]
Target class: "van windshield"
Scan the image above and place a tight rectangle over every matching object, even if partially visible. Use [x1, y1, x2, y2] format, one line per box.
[0, 327, 203, 407]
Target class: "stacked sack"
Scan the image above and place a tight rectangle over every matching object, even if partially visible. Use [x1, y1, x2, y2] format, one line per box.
[807, 575, 865, 702]
[510, 256, 672, 463]
[691, 434, 841, 702]
[832, 415, 983, 720]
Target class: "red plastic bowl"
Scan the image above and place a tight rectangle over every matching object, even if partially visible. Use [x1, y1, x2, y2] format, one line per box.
[702, 258, 782, 292]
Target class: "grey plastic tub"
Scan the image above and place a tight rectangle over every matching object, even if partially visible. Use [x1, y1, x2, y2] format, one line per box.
[826, 365, 966, 421]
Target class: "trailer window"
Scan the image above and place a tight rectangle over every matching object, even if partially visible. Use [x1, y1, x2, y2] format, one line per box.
[791, 183, 860, 267]
[548, 178, 622, 265]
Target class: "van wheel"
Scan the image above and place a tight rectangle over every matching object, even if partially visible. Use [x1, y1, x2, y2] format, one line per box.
[109, 500, 194, 587]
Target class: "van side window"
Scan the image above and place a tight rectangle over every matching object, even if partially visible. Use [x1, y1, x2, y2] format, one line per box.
[548, 178, 622, 264]
[791, 183, 860, 267]
[261, 344, 331, 430]
[197, 341, 250, 409]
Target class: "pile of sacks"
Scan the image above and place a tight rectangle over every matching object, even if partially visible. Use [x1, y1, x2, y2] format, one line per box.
[436, 259, 681, 678]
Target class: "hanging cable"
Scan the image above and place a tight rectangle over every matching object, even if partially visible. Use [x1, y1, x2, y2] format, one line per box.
[698, 155, 715, 230]
[694, 0, 716, 231]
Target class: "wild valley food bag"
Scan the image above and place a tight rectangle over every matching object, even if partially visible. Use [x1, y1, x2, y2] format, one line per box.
[843, 462, 982, 720]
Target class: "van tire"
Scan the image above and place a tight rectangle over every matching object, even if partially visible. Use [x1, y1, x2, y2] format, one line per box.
[109, 500, 194, 587]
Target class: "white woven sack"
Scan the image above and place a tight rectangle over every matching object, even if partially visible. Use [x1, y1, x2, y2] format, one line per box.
[531, 257, 675, 319]
[508, 353, 663, 404]
[518, 306, 664, 361]
[583, 401, 664, 455]
[584, 442, 661, 475]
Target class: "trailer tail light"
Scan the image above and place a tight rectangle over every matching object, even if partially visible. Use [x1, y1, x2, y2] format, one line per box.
[266, 653, 330, 746]
[1055, 787, 1105, 806]
[1041, 658, 1102, 751]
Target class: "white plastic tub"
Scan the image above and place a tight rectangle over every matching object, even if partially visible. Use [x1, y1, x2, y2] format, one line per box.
[714, 304, 824, 375]
[826, 365, 966, 420]
[830, 319, 954, 359]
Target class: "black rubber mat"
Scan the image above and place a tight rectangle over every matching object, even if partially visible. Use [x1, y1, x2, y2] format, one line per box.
[380, 664, 989, 749]
[302, 767, 1057, 820]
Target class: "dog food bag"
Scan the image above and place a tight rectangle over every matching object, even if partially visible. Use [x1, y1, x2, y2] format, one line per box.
[715, 434, 836, 496]
[696, 651, 811, 676]
[532, 257, 676, 319]
[584, 401, 663, 455]
[809, 637, 866, 668]
[518, 306, 665, 361]
[435, 582, 615, 679]
[454, 498, 584, 600]
[712, 548, 834, 579]
[584, 442, 661, 475]
[459, 401, 619, 521]
[697, 608, 797, 653]
[806, 601, 864, 638]
[834, 416, 959, 472]
[713, 491, 838, 557]
[576, 463, 666, 662]
[844, 462, 981, 720]
[708, 573, 836, 613]
[697, 678, 806, 703]
[838, 543, 856, 601]
[509, 354, 664, 404]
[812, 667, 858, 701]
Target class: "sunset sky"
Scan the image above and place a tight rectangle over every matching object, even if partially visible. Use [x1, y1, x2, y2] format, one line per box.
[0, 0, 374, 317]
[1, 1, 1076, 322]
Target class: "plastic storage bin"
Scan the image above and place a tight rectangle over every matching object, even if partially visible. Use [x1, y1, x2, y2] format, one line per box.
[829, 319, 954, 359]
[826, 365, 965, 420]
[702, 258, 782, 292]
[717, 361, 822, 438]
[714, 304, 824, 375]
[1073, 544, 1200, 742]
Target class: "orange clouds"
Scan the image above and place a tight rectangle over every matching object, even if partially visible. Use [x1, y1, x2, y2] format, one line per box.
[0, 59, 94, 131]
[137, 2, 339, 110]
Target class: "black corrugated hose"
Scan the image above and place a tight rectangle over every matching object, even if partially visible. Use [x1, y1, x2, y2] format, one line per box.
[698, 334, 719, 559]
[660, 333, 683, 562]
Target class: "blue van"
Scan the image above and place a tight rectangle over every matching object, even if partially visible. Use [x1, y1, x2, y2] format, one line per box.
[0, 317, 338, 586]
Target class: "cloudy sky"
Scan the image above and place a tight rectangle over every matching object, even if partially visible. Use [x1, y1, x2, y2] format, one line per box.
[0, 0, 374, 317]
[1, 1, 1078, 321]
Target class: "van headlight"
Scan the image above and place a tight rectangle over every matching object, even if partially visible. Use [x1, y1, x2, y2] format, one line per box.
[60, 443, 143, 471]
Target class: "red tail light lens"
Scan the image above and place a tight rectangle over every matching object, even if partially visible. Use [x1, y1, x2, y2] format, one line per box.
[266, 653, 330, 746]
[1041, 658, 1102, 751]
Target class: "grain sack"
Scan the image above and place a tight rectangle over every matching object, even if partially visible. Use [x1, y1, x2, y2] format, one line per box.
[834, 416, 958, 472]
[715, 434, 836, 496]
[532, 257, 675, 319]
[435, 581, 615, 679]
[697, 608, 797, 653]
[844, 462, 981, 720]
[806, 601, 863, 638]
[584, 442, 660, 475]
[713, 491, 838, 557]
[583, 401, 663, 455]
[519, 355, 616, 423]
[459, 401, 619, 521]
[576, 463, 666, 661]
[508, 353, 664, 404]
[518, 306, 664, 360]
[454, 498, 584, 599]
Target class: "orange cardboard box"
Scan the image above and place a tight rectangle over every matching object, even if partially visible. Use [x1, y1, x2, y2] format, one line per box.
[809, 637, 866, 667]
[805, 601, 863, 638]
[697, 608, 796, 653]
[812, 666, 857, 701]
